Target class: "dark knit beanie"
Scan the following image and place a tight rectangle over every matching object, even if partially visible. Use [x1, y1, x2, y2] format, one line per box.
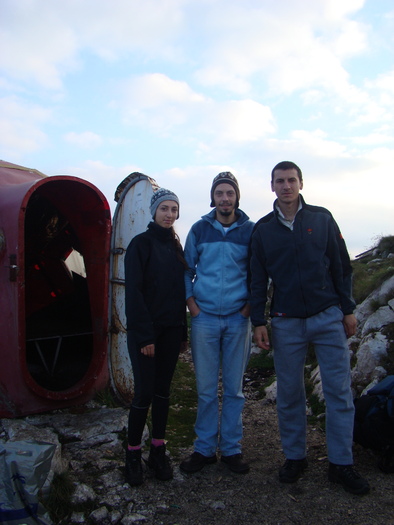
[150, 188, 180, 219]
[210, 171, 240, 208]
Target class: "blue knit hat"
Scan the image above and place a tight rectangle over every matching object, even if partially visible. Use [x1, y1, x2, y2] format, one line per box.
[150, 188, 180, 219]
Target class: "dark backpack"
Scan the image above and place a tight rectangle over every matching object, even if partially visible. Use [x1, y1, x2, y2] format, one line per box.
[353, 375, 394, 473]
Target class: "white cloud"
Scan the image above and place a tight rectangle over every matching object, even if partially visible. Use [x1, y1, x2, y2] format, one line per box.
[113, 74, 205, 137]
[290, 129, 348, 157]
[0, 96, 50, 156]
[137, 74, 203, 106]
[1, 0, 369, 98]
[115, 74, 275, 144]
[211, 100, 276, 142]
[64, 131, 103, 149]
[323, 0, 365, 20]
[301, 147, 393, 251]
[74, 0, 186, 61]
[264, 129, 348, 160]
[1, 2, 79, 90]
[0, 0, 186, 90]
[351, 133, 394, 146]
[193, 0, 367, 97]
[331, 19, 368, 58]
[1, 0, 392, 261]
[366, 70, 394, 96]
[61, 160, 142, 212]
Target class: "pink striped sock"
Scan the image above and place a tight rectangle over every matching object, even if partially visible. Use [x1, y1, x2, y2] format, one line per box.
[151, 438, 165, 447]
[127, 444, 141, 451]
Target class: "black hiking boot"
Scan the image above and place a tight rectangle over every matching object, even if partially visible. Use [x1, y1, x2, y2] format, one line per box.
[279, 458, 308, 483]
[147, 444, 173, 481]
[221, 453, 250, 474]
[328, 463, 370, 495]
[180, 451, 218, 473]
[125, 448, 143, 486]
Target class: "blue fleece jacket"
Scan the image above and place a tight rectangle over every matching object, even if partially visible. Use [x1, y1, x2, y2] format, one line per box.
[184, 209, 254, 316]
[250, 195, 356, 326]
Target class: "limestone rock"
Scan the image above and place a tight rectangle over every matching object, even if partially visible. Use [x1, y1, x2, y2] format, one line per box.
[71, 482, 97, 504]
[352, 332, 388, 383]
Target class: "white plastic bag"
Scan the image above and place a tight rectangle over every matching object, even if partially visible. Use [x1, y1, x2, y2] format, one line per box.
[0, 441, 55, 525]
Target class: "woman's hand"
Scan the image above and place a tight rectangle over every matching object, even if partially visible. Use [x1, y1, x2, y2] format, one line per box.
[141, 344, 155, 357]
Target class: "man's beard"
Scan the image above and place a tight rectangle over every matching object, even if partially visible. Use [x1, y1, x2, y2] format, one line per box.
[217, 208, 232, 217]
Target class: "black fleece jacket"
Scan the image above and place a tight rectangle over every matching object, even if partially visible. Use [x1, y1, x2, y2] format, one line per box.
[250, 195, 356, 326]
[124, 221, 186, 347]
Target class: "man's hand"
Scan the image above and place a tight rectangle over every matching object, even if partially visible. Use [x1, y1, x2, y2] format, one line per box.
[343, 314, 357, 338]
[141, 344, 155, 357]
[240, 303, 250, 318]
[253, 325, 270, 350]
[187, 297, 201, 318]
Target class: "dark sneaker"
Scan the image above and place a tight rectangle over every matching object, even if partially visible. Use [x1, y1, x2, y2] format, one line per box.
[146, 444, 173, 481]
[221, 453, 250, 474]
[328, 463, 370, 495]
[279, 458, 308, 483]
[180, 451, 217, 473]
[125, 448, 143, 486]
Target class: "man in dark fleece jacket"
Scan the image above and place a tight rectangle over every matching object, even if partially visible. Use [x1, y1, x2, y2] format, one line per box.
[250, 161, 369, 495]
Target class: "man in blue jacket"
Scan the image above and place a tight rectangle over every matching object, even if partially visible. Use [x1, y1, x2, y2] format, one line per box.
[250, 161, 369, 495]
[180, 172, 254, 474]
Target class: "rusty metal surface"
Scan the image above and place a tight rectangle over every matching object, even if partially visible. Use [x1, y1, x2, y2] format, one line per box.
[0, 162, 111, 417]
[109, 174, 159, 404]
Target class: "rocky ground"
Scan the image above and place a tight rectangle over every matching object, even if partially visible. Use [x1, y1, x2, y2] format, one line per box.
[58, 400, 394, 524]
[2, 355, 394, 525]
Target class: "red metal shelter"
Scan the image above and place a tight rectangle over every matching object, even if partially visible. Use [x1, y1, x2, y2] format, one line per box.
[0, 161, 111, 417]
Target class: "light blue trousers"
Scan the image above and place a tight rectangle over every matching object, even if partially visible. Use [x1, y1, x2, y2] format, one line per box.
[272, 305, 354, 465]
[191, 310, 251, 456]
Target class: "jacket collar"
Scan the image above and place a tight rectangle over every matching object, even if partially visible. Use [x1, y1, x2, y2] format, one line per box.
[273, 193, 307, 216]
[148, 220, 174, 240]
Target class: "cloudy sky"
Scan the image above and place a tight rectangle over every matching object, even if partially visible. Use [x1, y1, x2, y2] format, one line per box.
[1, 0, 393, 257]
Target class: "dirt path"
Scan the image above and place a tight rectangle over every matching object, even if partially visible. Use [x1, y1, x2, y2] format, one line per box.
[52, 385, 394, 524]
[156, 400, 394, 525]
[48, 350, 394, 524]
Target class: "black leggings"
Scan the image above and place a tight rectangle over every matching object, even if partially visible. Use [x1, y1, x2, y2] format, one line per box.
[127, 325, 182, 446]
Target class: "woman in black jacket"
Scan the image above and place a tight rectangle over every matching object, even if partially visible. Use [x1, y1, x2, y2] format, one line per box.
[124, 188, 187, 486]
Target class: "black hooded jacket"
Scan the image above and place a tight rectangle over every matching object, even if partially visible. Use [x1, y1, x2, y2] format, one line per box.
[124, 221, 186, 347]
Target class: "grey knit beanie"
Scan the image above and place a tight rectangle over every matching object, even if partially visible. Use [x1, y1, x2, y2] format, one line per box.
[210, 171, 240, 208]
[150, 188, 180, 219]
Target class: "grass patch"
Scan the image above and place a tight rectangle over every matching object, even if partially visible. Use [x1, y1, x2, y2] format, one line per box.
[245, 349, 275, 398]
[247, 349, 274, 371]
[94, 386, 123, 408]
[166, 357, 197, 456]
[352, 235, 394, 305]
[378, 235, 394, 255]
[44, 472, 76, 524]
[308, 393, 326, 416]
[381, 323, 394, 375]
[44, 471, 107, 523]
[352, 261, 394, 305]
[307, 393, 326, 429]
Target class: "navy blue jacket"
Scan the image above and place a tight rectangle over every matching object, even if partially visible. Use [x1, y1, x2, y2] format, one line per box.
[250, 195, 355, 326]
